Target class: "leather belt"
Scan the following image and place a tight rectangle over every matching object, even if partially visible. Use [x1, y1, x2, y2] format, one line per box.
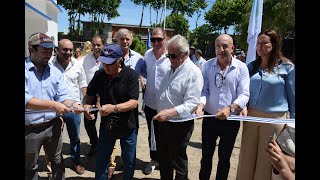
[25, 118, 57, 128]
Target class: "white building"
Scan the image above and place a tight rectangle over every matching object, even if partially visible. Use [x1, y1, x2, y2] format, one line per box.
[25, 0, 62, 57]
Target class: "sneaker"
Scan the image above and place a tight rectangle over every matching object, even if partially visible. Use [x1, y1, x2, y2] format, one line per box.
[86, 145, 98, 157]
[144, 160, 159, 174]
[108, 166, 116, 179]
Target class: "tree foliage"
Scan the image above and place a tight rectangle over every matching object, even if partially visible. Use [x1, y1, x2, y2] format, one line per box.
[205, 0, 249, 33]
[234, 0, 295, 50]
[131, 34, 147, 56]
[58, 0, 121, 38]
[165, 13, 189, 37]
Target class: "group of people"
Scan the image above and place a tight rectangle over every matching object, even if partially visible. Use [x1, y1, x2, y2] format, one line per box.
[25, 27, 295, 180]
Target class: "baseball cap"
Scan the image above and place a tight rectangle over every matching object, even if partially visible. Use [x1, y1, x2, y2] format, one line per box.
[98, 44, 123, 64]
[190, 46, 195, 50]
[28, 33, 55, 48]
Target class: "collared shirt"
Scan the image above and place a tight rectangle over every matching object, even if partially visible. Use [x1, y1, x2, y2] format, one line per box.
[124, 49, 143, 71]
[82, 52, 102, 84]
[50, 56, 87, 103]
[247, 60, 295, 118]
[143, 48, 171, 110]
[86, 66, 139, 129]
[157, 58, 204, 122]
[200, 57, 250, 115]
[192, 56, 207, 69]
[25, 57, 72, 125]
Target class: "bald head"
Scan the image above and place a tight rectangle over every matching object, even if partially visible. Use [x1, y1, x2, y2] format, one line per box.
[57, 39, 73, 62]
[215, 34, 234, 62]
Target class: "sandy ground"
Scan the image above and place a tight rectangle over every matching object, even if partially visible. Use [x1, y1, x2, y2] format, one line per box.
[38, 92, 242, 180]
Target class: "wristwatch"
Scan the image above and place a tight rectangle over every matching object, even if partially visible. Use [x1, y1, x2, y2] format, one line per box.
[229, 104, 235, 113]
[114, 104, 119, 113]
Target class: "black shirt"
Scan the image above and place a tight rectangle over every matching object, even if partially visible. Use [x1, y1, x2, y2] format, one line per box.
[87, 66, 139, 129]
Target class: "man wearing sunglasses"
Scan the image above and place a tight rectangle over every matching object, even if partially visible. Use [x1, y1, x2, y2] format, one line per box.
[194, 34, 250, 180]
[153, 35, 204, 180]
[142, 27, 171, 175]
[82, 44, 139, 180]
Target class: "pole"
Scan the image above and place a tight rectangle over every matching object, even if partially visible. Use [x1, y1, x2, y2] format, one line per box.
[164, 0, 166, 30]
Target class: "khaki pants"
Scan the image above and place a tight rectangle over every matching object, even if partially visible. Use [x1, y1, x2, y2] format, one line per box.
[236, 108, 287, 180]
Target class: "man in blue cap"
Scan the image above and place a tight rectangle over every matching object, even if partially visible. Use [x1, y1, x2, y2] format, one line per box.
[82, 44, 140, 180]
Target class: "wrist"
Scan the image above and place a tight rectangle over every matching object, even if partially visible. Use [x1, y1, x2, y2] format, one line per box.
[114, 104, 119, 113]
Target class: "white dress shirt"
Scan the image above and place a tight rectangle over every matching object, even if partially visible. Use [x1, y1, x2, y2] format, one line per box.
[50, 57, 87, 103]
[82, 52, 102, 84]
[157, 58, 204, 122]
[143, 48, 171, 110]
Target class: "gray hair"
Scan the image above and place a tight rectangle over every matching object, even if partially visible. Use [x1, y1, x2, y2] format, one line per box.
[116, 28, 133, 39]
[167, 35, 189, 54]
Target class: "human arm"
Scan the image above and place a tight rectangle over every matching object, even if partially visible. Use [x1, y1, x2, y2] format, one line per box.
[266, 140, 295, 180]
[285, 65, 295, 119]
[100, 99, 138, 117]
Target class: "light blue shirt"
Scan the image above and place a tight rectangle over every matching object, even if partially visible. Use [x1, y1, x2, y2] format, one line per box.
[25, 57, 72, 125]
[124, 49, 143, 71]
[200, 57, 250, 115]
[247, 60, 295, 118]
[192, 56, 206, 69]
[157, 58, 204, 122]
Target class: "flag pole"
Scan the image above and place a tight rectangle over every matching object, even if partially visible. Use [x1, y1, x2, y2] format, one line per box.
[245, 0, 263, 65]
[164, 0, 166, 30]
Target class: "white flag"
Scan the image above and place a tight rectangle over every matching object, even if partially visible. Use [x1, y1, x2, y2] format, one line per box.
[246, 0, 263, 65]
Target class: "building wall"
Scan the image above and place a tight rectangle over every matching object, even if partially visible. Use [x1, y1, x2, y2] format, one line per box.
[25, 0, 61, 57]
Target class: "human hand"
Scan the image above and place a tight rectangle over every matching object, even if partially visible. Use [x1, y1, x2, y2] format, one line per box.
[54, 102, 70, 115]
[153, 109, 172, 122]
[215, 107, 230, 120]
[266, 140, 290, 172]
[83, 104, 95, 120]
[100, 104, 114, 117]
[72, 103, 84, 114]
[239, 106, 248, 116]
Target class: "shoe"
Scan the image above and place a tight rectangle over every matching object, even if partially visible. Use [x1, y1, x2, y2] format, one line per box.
[108, 166, 116, 179]
[86, 145, 98, 156]
[144, 160, 159, 174]
[74, 164, 85, 175]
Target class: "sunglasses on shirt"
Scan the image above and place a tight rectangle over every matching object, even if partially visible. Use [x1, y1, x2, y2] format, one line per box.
[150, 37, 164, 43]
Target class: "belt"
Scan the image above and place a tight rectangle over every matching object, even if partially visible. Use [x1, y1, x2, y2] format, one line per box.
[25, 118, 57, 128]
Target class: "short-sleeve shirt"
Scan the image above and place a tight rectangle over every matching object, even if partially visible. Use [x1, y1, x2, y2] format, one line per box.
[86, 66, 140, 129]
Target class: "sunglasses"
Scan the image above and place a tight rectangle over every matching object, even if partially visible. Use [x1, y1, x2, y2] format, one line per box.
[151, 37, 164, 43]
[165, 52, 186, 59]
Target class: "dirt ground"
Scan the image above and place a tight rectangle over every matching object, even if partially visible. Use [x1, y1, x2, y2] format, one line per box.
[38, 115, 242, 180]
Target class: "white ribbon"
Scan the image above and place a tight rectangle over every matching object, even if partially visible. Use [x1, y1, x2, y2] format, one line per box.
[25, 108, 102, 114]
[150, 114, 295, 151]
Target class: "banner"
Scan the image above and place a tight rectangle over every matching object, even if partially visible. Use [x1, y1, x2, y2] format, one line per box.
[245, 0, 263, 65]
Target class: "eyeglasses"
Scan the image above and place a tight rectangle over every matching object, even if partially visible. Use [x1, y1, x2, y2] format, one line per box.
[165, 53, 179, 59]
[215, 72, 226, 88]
[151, 37, 164, 43]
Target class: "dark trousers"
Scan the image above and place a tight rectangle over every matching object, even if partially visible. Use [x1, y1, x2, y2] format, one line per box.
[84, 110, 99, 147]
[144, 105, 159, 162]
[159, 120, 194, 180]
[199, 112, 240, 180]
[25, 118, 65, 180]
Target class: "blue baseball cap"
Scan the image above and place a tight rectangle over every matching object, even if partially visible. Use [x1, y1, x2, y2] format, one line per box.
[98, 44, 123, 64]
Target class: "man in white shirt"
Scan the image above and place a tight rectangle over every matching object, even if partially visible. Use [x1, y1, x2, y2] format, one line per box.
[153, 35, 204, 180]
[142, 27, 171, 174]
[82, 35, 104, 157]
[50, 39, 87, 175]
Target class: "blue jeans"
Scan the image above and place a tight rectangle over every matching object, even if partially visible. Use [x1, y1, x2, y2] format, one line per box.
[95, 121, 138, 180]
[63, 112, 81, 165]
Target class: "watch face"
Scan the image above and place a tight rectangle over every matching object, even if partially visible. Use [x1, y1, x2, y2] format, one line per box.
[230, 105, 235, 112]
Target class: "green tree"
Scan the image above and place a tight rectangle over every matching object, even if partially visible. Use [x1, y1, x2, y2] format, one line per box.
[58, 0, 121, 37]
[234, 0, 295, 50]
[165, 13, 189, 37]
[131, 35, 147, 56]
[205, 0, 249, 34]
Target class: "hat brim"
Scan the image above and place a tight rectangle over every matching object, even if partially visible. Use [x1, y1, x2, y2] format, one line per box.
[98, 56, 117, 64]
[39, 43, 55, 48]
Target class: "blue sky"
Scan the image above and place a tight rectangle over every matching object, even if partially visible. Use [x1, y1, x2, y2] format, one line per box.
[58, 0, 233, 34]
